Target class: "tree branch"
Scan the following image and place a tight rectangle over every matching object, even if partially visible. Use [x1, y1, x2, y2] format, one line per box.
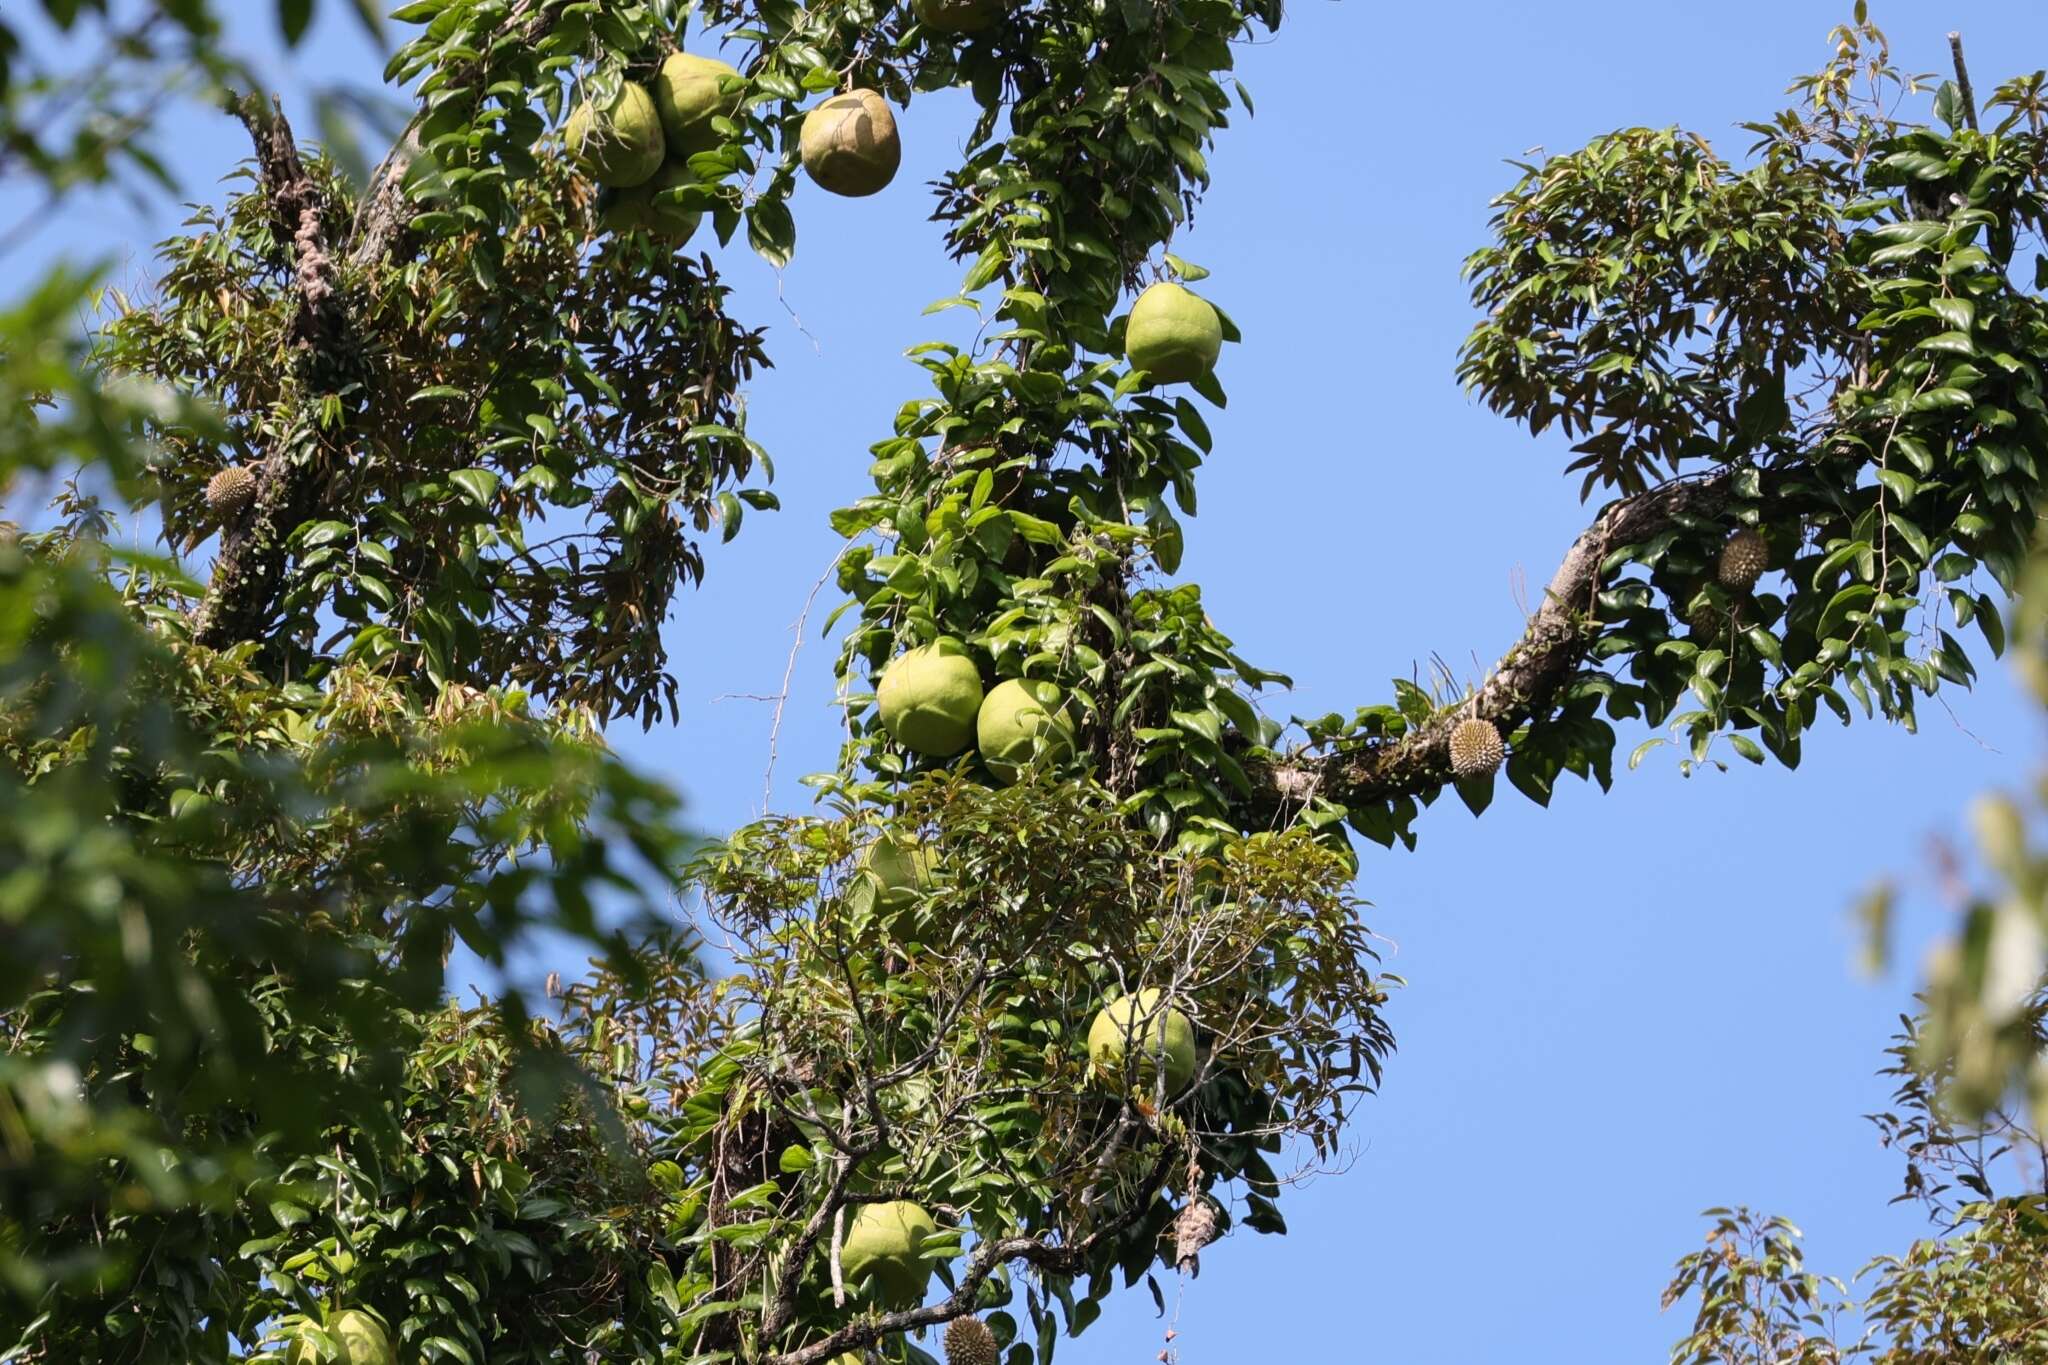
[191, 95, 350, 650]
[1241, 466, 1752, 824]
[1950, 32, 1981, 134]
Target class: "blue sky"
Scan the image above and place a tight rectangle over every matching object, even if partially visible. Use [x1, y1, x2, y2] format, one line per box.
[9, 0, 2048, 1359]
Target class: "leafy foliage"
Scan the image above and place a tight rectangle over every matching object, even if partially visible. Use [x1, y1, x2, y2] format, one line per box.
[687, 776, 1390, 1359]
[1665, 1011, 2048, 1363]
[11, 1, 2048, 1363]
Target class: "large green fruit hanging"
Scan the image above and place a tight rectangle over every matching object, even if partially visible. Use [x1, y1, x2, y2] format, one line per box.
[976, 678, 1074, 784]
[839, 1200, 939, 1308]
[859, 833, 937, 913]
[800, 89, 902, 197]
[877, 639, 984, 756]
[1125, 281, 1222, 384]
[565, 81, 666, 188]
[285, 1310, 395, 1365]
[655, 51, 741, 158]
[1087, 989, 1196, 1094]
[601, 160, 704, 241]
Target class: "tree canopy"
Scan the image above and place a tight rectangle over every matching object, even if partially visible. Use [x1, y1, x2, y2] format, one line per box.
[6, 1, 2048, 1362]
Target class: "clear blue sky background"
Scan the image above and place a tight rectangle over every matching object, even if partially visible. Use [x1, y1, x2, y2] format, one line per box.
[9, 1, 2048, 1359]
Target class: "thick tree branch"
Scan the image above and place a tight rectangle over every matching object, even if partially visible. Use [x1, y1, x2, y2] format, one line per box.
[1242, 466, 1753, 824]
[191, 96, 350, 650]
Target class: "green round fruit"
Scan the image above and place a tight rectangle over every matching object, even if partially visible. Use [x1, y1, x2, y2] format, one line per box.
[654, 51, 742, 158]
[1087, 989, 1196, 1094]
[859, 834, 937, 913]
[913, 0, 1005, 33]
[565, 81, 666, 188]
[840, 1200, 938, 1308]
[800, 89, 901, 197]
[975, 678, 1074, 784]
[285, 1310, 394, 1365]
[1125, 281, 1222, 384]
[601, 161, 705, 241]
[877, 640, 984, 757]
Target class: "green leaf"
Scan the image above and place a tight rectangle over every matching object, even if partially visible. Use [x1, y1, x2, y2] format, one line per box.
[1726, 734, 1766, 765]
[1934, 80, 1965, 132]
[746, 197, 796, 269]
[450, 468, 500, 506]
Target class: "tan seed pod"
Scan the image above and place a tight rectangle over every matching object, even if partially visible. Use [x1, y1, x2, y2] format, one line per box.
[1447, 717, 1504, 781]
[1717, 527, 1769, 591]
[944, 1316, 1000, 1365]
[205, 465, 258, 519]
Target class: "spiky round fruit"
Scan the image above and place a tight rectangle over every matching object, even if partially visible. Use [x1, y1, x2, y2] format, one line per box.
[601, 161, 704, 241]
[1088, 989, 1196, 1095]
[285, 1310, 394, 1365]
[975, 678, 1074, 784]
[654, 52, 742, 158]
[1447, 718, 1504, 781]
[800, 89, 900, 197]
[205, 465, 257, 519]
[858, 833, 937, 913]
[1717, 527, 1769, 591]
[565, 82, 665, 188]
[840, 1200, 937, 1308]
[1125, 282, 1222, 384]
[944, 1316, 1000, 1365]
[877, 639, 984, 756]
[914, 0, 1005, 32]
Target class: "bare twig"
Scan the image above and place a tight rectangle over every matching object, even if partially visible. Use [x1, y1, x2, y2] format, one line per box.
[1949, 32, 1981, 133]
[760, 547, 849, 813]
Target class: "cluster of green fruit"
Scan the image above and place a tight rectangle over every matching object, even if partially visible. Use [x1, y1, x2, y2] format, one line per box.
[566, 48, 1226, 385]
[814, 988, 1193, 1314]
[566, 53, 908, 218]
[1682, 527, 1774, 639]
[567, 51, 746, 241]
[874, 638, 1074, 783]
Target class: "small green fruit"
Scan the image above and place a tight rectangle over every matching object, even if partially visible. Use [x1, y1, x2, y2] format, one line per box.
[565, 81, 666, 188]
[840, 1200, 938, 1308]
[944, 1316, 1001, 1365]
[1087, 989, 1196, 1094]
[800, 89, 901, 197]
[1125, 282, 1222, 384]
[655, 52, 742, 158]
[1446, 718, 1504, 781]
[859, 834, 937, 913]
[975, 678, 1074, 784]
[1718, 527, 1769, 591]
[205, 465, 257, 518]
[914, 0, 1005, 33]
[285, 1310, 394, 1365]
[877, 640, 984, 757]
